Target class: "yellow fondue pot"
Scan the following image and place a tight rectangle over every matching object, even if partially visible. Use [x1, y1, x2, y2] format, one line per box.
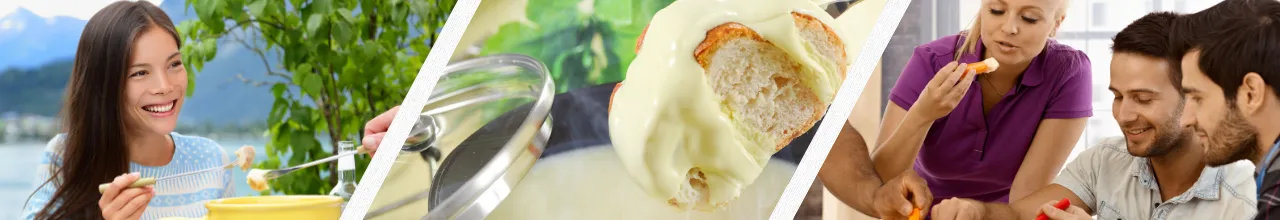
[161, 195, 344, 220]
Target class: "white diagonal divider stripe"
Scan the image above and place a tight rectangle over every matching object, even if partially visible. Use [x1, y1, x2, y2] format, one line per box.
[340, 0, 484, 219]
[768, 0, 913, 219]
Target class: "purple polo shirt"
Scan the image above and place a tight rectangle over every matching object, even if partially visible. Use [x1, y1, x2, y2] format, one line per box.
[889, 34, 1093, 204]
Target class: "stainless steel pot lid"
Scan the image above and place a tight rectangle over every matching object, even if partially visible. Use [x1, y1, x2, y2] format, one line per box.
[424, 54, 554, 220]
[429, 102, 540, 206]
[364, 54, 555, 220]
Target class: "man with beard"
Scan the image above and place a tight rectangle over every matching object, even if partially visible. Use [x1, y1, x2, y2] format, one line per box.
[928, 12, 1258, 220]
[1168, 0, 1280, 218]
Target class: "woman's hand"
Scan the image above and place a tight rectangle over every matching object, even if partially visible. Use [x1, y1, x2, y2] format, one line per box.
[908, 62, 977, 121]
[1037, 201, 1090, 220]
[362, 106, 401, 156]
[930, 198, 985, 220]
[99, 173, 154, 220]
[873, 170, 933, 220]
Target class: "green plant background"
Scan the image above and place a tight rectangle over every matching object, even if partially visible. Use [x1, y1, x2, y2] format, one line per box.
[477, 0, 676, 93]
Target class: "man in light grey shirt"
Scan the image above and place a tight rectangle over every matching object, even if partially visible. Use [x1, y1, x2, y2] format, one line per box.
[928, 11, 1257, 220]
[1054, 137, 1255, 220]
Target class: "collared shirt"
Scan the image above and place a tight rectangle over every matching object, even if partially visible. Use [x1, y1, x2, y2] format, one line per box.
[1055, 136, 1257, 220]
[1255, 135, 1280, 220]
[891, 33, 1093, 204]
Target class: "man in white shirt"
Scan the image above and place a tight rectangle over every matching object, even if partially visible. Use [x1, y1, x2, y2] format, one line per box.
[928, 11, 1258, 220]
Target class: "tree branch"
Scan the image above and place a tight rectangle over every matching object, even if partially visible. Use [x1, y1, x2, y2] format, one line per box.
[225, 18, 291, 33]
[322, 21, 341, 187]
[221, 19, 290, 54]
[364, 82, 379, 128]
[232, 74, 283, 87]
[368, 7, 380, 40]
[230, 35, 292, 81]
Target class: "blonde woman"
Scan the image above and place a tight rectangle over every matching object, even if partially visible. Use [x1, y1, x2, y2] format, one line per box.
[870, 0, 1090, 214]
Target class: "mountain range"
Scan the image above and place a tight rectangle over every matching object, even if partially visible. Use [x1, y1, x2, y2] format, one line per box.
[0, 0, 275, 126]
[0, 8, 84, 70]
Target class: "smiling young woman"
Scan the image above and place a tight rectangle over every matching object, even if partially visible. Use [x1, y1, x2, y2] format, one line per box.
[21, 2, 243, 220]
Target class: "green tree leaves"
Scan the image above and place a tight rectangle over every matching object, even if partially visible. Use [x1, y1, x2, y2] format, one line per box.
[182, 0, 453, 196]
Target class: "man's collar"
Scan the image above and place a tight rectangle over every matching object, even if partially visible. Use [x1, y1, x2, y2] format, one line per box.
[1260, 133, 1280, 174]
[1130, 157, 1223, 201]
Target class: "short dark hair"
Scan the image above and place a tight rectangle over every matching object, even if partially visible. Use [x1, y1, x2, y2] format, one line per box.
[1113, 12, 1179, 57]
[1113, 11, 1181, 89]
[1170, 0, 1280, 100]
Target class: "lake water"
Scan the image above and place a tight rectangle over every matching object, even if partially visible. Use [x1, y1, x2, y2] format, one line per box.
[0, 139, 280, 219]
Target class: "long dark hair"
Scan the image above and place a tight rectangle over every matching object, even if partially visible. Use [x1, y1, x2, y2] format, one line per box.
[29, 1, 181, 219]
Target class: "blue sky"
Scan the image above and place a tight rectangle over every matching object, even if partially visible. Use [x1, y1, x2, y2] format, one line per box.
[0, 0, 165, 20]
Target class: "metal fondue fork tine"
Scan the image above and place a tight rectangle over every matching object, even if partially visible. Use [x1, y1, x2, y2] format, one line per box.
[820, 0, 861, 18]
[259, 147, 369, 180]
[818, 0, 856, 6]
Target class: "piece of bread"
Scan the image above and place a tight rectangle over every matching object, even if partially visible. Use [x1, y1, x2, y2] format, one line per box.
[609, 12, 848, 210]
[613, 12, 847, 150]
[234, 146, 255, 171]
[247, 169, 270, 191]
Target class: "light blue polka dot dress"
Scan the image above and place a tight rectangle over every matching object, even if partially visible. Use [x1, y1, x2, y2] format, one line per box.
[22, 132, 236, 220]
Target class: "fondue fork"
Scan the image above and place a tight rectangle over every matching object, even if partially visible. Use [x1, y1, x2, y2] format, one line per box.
[254, 147, 371, 181]
[97, 161, 238, 193]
